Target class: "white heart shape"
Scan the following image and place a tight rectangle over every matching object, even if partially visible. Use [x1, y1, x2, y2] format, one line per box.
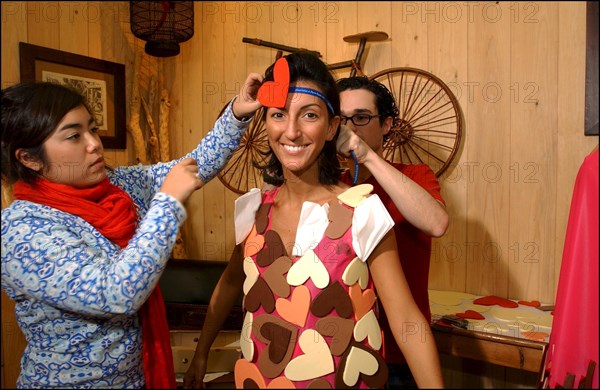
[353, 310, 382, 350]
[342, 257, 369, 289]
[343, 346, 379, 386]
[240, 311, 254, 361]
[286, 249, 329, 289]
[243, 256, 259, 294]
[284, 329, 334, 381]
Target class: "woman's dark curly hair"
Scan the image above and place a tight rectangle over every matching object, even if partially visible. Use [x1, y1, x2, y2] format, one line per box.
[1, 82, 94, 184]
[258, 52, 343, 187]
[336, 76, 399, 143]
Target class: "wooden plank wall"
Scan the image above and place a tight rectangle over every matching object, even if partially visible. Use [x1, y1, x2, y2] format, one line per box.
[1, 2, 597, 388]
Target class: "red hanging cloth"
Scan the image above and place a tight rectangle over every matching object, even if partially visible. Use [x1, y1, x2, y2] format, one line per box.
[543, 148, 599, 388]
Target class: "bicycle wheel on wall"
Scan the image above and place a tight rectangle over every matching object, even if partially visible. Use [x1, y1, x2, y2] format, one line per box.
[217, 107, 270, 194]
[370, 67, 463, 177]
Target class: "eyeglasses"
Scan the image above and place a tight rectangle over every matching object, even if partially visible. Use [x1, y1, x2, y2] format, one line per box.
[340, 113, 382, 126]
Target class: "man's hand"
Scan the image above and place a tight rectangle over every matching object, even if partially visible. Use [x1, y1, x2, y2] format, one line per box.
[336, 124, 373, 163]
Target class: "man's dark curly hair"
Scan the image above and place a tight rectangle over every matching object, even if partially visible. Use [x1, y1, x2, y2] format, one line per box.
[336, 76, 399, 143]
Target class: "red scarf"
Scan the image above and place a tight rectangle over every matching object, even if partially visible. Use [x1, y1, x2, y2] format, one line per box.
[13, 178, 176, 389]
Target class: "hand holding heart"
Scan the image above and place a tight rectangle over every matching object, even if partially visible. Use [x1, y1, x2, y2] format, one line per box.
[233, 72, 264, 120]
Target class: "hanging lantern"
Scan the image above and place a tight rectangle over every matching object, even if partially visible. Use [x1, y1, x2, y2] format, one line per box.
[130, 1, 194, 57]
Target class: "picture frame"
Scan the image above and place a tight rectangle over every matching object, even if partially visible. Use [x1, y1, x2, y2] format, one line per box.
[19, 42, 127, 149]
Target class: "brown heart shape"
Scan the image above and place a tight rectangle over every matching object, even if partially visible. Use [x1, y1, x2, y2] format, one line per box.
[315, 316, 354, 356]
[256, 230, 288, 267]
[307, 378, 332, 388]
[325, 201, 353, 240]
[335, 340, 388, 389]
[261, 322, 291, 363]
[311, 281, 353, 319]
[255, 202, 272, 235]
[245, 277, 275, 313]
[243, 378, 261, 389]
[263, 256, 292, 298]
[253, 314, 298, 379]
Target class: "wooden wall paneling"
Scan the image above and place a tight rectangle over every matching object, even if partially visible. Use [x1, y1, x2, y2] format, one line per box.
[201, 2, 226, 261]
[179, 3, 206, 260]
[357, 1, 391, 77]
[25, 1, 59, 48]
[111, 2, 136, 167]
[245, 1, 273, 73]
[223, 3, 249, 260]
[390, 2, 428, 69]
[58, 1, 88, 55]
[464, 3, 511, 297]
[555, 2, 598, 295]
[509, 2, 559, 303]
[325, 2, 357, 80]
[297, 2, 328, 60]
[87, 1, 116, 166]
[2, 1, 28, 88]
[428, 3, 469, 292]
[273, 1, 299, 49]
[168, 50, 185, 165]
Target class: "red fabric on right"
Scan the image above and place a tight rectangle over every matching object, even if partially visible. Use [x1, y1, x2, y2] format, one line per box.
[544, 149, 599, 388]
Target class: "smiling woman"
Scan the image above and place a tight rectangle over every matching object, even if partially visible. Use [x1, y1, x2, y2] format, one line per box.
[182, 52, 445, 389]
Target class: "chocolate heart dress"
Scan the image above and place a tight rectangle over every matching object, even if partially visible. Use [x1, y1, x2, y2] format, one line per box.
[233, 185, 394, 389]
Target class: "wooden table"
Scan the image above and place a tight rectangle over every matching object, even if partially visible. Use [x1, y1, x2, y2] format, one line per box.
[431, 322, 548, 373]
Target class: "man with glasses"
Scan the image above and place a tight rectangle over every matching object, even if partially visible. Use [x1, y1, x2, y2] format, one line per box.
[336, 76, 449, 388]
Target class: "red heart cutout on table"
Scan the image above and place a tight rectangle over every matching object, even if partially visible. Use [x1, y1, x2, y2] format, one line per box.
[456, 310, 485, 320]
[473, 295, 518, 308]
[518, 300, 541, 307]
[258, 57, 290, 108]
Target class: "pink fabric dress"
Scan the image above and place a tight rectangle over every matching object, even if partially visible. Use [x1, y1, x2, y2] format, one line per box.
[233, 186, 394, 389]
[543, 149, 599, 388]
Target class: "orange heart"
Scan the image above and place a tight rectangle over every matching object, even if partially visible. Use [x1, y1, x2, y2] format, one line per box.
[276, 285, 311, 327]
[234, 359, 266, 388]
[267, 376, 296, 388]
[258, 57, 290, 108]
[348, 284, 376, 321]
[245, 224, 264, 257]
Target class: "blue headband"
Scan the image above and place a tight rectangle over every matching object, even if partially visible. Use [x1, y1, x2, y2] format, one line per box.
[288, 86, 335, 114]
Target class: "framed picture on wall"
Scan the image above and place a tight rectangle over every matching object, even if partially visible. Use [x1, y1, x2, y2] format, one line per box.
[19, 42, 127, 149]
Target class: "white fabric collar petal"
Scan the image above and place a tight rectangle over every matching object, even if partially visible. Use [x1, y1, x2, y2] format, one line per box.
[351, 194, 394, 261]
[292, 201, 330, 257]
[234, 188, 262, 245]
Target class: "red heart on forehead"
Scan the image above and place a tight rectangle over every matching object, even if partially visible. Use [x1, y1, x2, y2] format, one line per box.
[257, 57, 290, 108]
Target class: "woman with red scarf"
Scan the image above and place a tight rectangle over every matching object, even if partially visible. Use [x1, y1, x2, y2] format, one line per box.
[1, 78, 263, 389]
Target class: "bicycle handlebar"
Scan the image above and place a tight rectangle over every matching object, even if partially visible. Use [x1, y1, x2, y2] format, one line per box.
[242, 37, 322, 58]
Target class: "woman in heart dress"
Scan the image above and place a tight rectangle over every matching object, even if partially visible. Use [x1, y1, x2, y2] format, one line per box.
[183, 52, 444, 389]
